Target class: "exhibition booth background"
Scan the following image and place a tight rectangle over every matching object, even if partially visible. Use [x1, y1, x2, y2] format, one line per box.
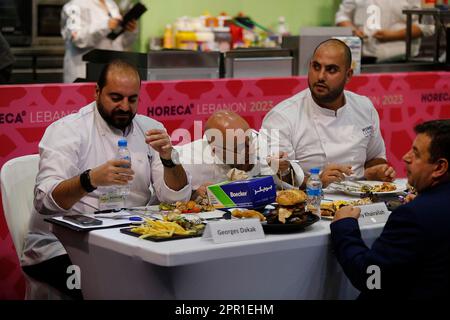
[1, 71, 449, 299]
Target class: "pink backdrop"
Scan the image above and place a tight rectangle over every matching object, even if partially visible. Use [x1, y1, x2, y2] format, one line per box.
[1, 72, 449, 299]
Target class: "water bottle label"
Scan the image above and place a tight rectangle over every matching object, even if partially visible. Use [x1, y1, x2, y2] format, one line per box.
[120, 155, 131, 168]
[98, 189, 125, 210]
[306, 188, 321, 196]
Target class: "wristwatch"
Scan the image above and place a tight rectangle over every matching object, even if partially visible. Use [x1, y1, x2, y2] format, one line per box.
[80, 169, 97, 193]
[160, 148, 180, 168]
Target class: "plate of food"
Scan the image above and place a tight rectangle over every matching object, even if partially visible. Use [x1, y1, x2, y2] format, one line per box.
[320, 198, 373, 220]
[261, 189, 320, 233]
[159, 199, 226, 220]
[330, 181, 407, 196]
[120, 213, 205, 242]
[229, 208, 266, 222]
[159, 200, 215, 214]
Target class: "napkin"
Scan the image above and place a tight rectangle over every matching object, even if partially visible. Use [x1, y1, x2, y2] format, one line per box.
[226, 168, 249, 181]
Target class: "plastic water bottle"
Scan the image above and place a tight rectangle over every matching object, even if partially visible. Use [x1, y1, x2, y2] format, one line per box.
[306, 167, 322, 215]
[117, 138, 131, 196]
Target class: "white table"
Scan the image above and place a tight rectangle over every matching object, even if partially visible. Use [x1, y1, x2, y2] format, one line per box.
[52, 210, 386, 300]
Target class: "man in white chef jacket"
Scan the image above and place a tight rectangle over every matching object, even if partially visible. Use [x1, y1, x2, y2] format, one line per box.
[21, 60, 191, 299]
[177, 110, 304, 199]
[61, 0, 138, 83]
[335, 0, 434, 63]
[260, 39, 395, 188]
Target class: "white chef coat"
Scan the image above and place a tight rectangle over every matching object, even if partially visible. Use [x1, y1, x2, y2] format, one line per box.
[61, 0, 138, 83]
[260, 88, 386, 182]
[335, 0, 434, 62]
[22, 102, 192, 266]
[176, 135, 304, 190]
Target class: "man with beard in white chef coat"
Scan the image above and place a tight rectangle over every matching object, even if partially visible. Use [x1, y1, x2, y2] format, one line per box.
[260, 39, 395, 188]
[21, 60, 191, 299]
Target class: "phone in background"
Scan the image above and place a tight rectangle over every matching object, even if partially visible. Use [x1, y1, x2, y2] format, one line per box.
[63, 215, 103, 226]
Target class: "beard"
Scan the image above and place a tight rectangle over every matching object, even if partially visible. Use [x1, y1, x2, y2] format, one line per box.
[308, 80, 346, 105]
[97, 100, 136, 130]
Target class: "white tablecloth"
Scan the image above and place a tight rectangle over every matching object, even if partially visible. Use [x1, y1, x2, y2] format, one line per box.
[52, 215, 385, 299]
[54, 179, 411, 299]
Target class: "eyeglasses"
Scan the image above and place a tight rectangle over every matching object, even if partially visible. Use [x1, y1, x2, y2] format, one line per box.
[211, 135, 258, 155]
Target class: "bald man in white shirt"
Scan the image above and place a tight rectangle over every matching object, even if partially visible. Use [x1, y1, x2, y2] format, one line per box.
[260, 39, 395, 188]
[177, 110, 304, 200]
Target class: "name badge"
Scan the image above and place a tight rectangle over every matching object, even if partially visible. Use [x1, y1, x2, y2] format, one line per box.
[356, 202, 390, 226]
[202, 219, 265, 244]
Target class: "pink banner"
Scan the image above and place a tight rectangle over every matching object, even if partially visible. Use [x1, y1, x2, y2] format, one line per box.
[1, 72, 450, 298]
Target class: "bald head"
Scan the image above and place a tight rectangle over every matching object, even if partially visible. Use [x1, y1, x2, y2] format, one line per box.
[312, 39, 352, 70]
[204, 110, 254, 171]
[205, 110, 250, 134]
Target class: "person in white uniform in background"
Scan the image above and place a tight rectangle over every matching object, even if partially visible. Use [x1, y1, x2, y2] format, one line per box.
[22, 60, 191, 299]
[61, 0, 138, 82]
[260, 39, 395, 188]
[335, 0, 434, 63]
[177, 110, 304, 200]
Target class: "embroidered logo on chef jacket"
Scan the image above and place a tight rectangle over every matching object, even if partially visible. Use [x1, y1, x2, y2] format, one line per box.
[362, 125, 374, 137]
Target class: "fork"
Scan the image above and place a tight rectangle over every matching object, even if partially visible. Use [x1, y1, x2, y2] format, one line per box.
[327, 181, 360, 192]
[334, 179, 374, 190]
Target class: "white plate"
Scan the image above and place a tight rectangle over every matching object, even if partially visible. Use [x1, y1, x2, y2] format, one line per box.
[129, 206, 225, 219]
[185, 210, 226, 220]
[339, 180, 407, 196]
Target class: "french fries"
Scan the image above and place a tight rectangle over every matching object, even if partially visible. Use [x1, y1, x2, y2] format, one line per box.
[131, 218, 204, 239]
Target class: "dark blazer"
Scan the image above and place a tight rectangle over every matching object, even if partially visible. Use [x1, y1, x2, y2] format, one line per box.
[330, 181, 450, 299]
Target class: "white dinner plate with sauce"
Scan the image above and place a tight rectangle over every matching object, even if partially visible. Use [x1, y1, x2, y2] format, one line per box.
[338, 180, 407, 196]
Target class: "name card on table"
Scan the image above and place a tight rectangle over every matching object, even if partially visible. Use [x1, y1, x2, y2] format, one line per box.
[356, 202, 391, 226]
[202, 219, 265, 244]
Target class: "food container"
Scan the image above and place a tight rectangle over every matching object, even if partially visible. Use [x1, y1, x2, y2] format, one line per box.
[207, 176, 276, 209]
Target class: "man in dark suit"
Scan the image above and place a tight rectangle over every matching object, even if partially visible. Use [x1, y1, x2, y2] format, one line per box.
[331, 119, 450, 299]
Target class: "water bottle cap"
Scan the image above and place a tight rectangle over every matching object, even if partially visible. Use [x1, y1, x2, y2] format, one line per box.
[118, 139, 127, 147]
[310, 167, 320, 174]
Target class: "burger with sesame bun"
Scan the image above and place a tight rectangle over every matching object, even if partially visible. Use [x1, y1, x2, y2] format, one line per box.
[266, 189, 309, 224]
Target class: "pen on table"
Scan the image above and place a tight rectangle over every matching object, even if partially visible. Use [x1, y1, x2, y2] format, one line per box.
[94, 207, 150, 214]
[95, 215, 143, 221]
